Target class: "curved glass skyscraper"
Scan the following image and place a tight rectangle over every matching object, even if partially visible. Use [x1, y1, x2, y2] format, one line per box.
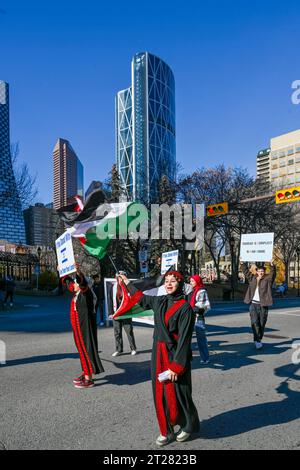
[0, 81, 26, 243]
[116, 52, 176, 203]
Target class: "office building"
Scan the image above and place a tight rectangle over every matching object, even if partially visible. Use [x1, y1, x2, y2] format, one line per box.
[116, 52, 176, 203]
[23, 203, 62, 247]
[256, 148, 271, 183]
[0, 81, 26, 244]
[53, 138, 84, 210]
[269, 129, 300, 189]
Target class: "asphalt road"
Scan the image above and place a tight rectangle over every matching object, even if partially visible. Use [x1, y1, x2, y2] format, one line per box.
[1, 294, 300, 450]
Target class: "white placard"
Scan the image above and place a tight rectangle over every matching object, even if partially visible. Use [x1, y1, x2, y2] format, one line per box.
[161, 250, 179, 275]
[55, 230, 76, 278]
[240, 233, 274, 262]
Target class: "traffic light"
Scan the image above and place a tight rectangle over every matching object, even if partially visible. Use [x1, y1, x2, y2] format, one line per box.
[275, 187, 300, 204]
[206, 202, 229, 217]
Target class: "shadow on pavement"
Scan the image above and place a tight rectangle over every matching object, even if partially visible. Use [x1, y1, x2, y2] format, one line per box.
[3, 353, 79, 367]
[201, 364, 300, 439]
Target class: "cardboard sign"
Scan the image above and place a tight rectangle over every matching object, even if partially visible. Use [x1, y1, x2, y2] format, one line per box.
[161, 250, 179, 275]
[240, 233, 274, 262]
[55, 230, 76, 278]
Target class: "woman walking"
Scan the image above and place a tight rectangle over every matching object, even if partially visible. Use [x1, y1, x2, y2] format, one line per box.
[118, 271, 200, 446]
[187, 275, 211, 364]
[64, 265, 104, 388]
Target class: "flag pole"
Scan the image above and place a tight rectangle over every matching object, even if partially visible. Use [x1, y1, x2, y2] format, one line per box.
[108, 254, 119, 274]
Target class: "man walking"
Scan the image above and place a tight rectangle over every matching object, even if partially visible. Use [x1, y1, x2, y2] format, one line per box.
[241, 261, 276, 349]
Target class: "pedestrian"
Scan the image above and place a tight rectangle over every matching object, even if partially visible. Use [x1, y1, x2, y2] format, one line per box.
[241, 260, 276, 349]
[187, 275, 211, 364]
[109, 274, 137, 357]
[118, 270, 200, 446]
[92, 274, 105, 326]
[63, 265, 104, 388]
[4, 276, 15, 308]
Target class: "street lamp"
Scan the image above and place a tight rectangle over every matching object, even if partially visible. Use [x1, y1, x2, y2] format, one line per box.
[229, 237, 235, 301]
[36, 247, 41, 290]
[296, 247, 300, 298]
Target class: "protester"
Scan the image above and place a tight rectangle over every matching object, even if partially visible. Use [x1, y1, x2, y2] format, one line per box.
[109, 274, 137, 357]
[241, 260, 276, 349]
[63, 265, 104, 388]
[92, 274, 105, 326]
[4, 276, 15, 308]
[187, 275, 211, 364]
[118, 271, 200, 446]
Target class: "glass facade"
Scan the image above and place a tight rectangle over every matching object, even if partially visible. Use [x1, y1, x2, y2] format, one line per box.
[116, 52, 176, 203]
[0, 81, 26, 243]
[116, 87, 134, 198]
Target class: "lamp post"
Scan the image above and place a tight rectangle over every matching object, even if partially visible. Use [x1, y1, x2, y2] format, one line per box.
[36, 247, 41, 290]
[229, 237, 235, 301]
[296, 247, 300, 298]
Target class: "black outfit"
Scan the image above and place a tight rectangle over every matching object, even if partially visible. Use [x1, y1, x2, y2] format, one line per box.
[127, 281, 200, 437]
[92, 280, 105, 324]
[249, 303, 269, 342]
[65, 273, 104, 375]
[4, 279, 15, 304]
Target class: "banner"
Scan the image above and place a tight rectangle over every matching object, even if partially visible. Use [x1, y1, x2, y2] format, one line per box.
[240, 233, 274, 262]
[55, 230, 76, 278]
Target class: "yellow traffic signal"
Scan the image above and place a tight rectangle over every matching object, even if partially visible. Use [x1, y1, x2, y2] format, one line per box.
[206, 202, 229, 217]
[276, 187, 300, 204]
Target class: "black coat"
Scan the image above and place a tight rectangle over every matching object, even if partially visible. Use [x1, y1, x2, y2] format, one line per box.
[128, 282, 200, 435]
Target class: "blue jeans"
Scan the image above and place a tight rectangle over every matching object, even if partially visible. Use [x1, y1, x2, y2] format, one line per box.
[195, 320, 209, 362]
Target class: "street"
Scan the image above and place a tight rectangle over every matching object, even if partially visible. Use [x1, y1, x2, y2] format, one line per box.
[1, 294, 300, 450]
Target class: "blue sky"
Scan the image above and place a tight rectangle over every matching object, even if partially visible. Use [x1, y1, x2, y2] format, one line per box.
[1, 0, 300, 204]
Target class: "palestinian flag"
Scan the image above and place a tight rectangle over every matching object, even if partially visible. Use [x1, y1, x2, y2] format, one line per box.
[112, 268, 176, 321]
[58, 190, 148, 260]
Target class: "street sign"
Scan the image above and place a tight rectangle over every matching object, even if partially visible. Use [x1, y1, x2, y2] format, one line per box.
[140, 261, 148, 273]
[55, 230, 76, 278]
[161, 250, 179, 275]
[206, 202, 229, 217]
[240, 233, 274, 262]
[34, 265, 40, 275]
[139, 247, 148, 262]
[276, 187, 300, 204]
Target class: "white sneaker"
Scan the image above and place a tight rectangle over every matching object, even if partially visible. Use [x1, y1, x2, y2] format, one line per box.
[176, 430, 191, 442]
[99, 322, 105, 326]
[156, 434, 173, 446]
[131, 350, 137, 356]
[112, 351, 121, 357]
[255, 342, 263, 350]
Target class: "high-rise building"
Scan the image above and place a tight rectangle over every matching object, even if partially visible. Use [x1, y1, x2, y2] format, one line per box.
[0, 81, 26, 243]
[85, 180, 103, 200]
[53, 138, 84, 210]
[268, 129, 300, 189]
[256, 148, 271, 183]
[116, 52, 176, 203]
[23, 203, 62, 247]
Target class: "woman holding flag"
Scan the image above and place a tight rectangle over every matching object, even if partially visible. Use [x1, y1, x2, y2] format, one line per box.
[117, 271, 200, 446]
[63, 265, 104, 389]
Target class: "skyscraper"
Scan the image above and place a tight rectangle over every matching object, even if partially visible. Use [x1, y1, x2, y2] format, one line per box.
[23, 203, 62, 247]
[116, 52, 176, 203]
[256, 148, 271, 183]
[53, 138, 84, 210]
[0, 81, 26, 243]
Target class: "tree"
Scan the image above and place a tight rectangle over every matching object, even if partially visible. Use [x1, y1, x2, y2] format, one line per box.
[11, 142, 38, 209]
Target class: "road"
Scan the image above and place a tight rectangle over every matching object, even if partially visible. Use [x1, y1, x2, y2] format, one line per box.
[0, 294, 300, 450]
